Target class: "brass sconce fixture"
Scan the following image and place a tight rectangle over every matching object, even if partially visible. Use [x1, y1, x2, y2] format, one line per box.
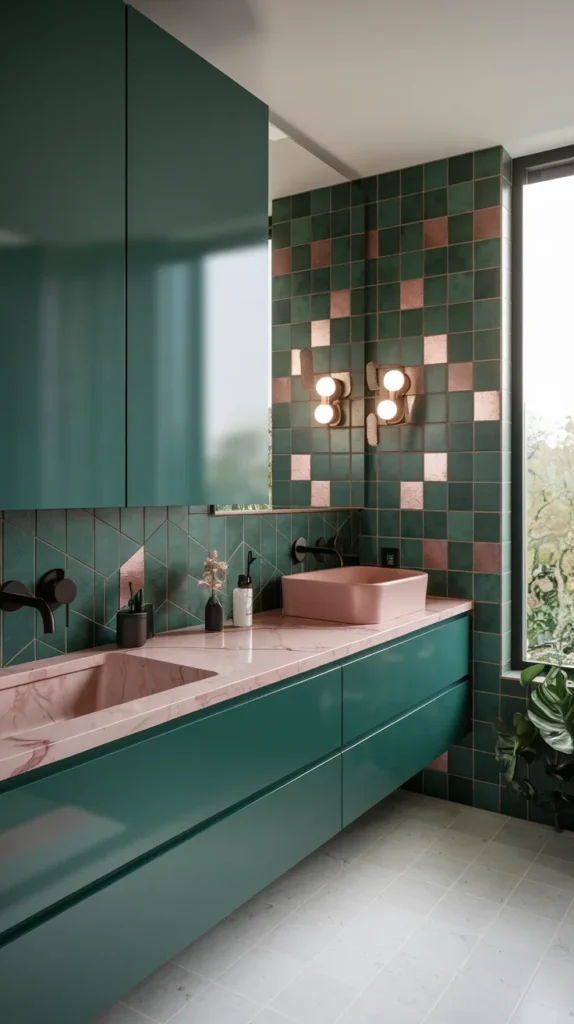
[300, 348, 351, 427]
[366, 362, 412, 446]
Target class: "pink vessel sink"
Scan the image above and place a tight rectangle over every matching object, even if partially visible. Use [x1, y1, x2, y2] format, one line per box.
[281, 566, 428, 625]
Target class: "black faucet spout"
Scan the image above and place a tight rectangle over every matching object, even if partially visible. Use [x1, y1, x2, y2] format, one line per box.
[0, 580, 55, 634]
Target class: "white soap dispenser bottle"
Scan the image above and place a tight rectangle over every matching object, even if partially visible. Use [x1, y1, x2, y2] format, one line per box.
[233, 551, 256, 627]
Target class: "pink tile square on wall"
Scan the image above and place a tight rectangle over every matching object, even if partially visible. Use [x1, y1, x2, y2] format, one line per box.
[405, 365, 424, 394]
[330, 289, 351, 318]
[400, 481, 423, 510]
[311, 481, 330, 507]
[423, 217, 448, 248]
[272, 247, 292, 275]
[474, 206, 501, 240]
[120, 546, 144, 608]
[428, 752, 449, 773]
[424, 334, 447, 364]
[366, 230, 378, 259]
[311, 239, 331, 268]
[311, 320, 331, 347]
[448, 362, 473, 392]
[474, 390, 501, 421]
[272, 377, 291, 404]
[400, 278, 423, 310]
[424, 452, 447, 481]
[291, 454, 311, 481]
[291, 349, 301, 375]
[474, 542, 501, 573]
[423, 539, 447, 569]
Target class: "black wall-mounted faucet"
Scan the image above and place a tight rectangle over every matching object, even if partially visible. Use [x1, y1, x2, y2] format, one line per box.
[0, 580, 55, 634]
[291, 536, 345, 567]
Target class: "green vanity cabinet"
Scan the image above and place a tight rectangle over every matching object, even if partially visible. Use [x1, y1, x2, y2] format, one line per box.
[126, 8, 270, 507]
[0, 0, 126, 509]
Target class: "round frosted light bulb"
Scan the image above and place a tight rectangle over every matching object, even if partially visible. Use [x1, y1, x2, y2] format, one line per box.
[383, 369, 405, 392]
[314, 403, 335, 425]
[316, 375, 337, 398]
[377, 398, 398, 421]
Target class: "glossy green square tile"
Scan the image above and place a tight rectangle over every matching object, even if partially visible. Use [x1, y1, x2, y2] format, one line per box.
[272, 454, 290, 480]
[379, 509, 401, 536]
[449, 482, 473, 510]
[311, 347, 329, 374]
[350, 205, 365, 233]
[448, 272, 473, 303]
[473, 752, 499, 785]
[424, 188, 447, 219]
[331, 481, 351, 507]
[291, 322, 312, 347]
[291, 216, 312, 245]
[378, 452, 401, 479]
[330, 346, 352, 372]
[448, 541, 473, 571]
[448, 422, 473, 451]
[473, 781, 500, 813]
[272, 196, 290, 221]
[378, 197, 400, 228]
[474, 299, 501, 330]
[448, 243, 473, 273]
[424, 424, 447, 451]
[401, 193, 423, 223]
[401, 538, 423, 568]
[329, 453, 350, 479]
[401, 336, 423, 364]
[474, 329, 501, 361]
[330, 318, 350, 345]
[291, 244, 311, 272]
[272, 325, 291, 351]
[312, 212, 331, 241]
[401, 452, 423, 480]
[424, 305, 447, 335]
[448, 511, 473, 541]
[350, 234, 365, 261]
[425, 393, 448, 422]
[447, 570, 473, 599]
[424, 247, 448, 276]
[448, 332, 473, 362]
[401, 309, 423, 336]
[291, 295, 311, 323]
[424, 511, 447, 539]
[331, 182, 351, 209]
[401, 165, 423, 195]
[475, 601, 501, 634]
[272, 299, 291, 325]
[474, 421, 501, 451]
[448, 213, 473, 245]
[424, 159, 448, 190]
[67, 509, 95, 568]
[424, 364, 447, 393]
[448, 775, 474, 805]
[310, 267, 329, 292]
[292, 426, 312, 451]
[331, 236, 350, 264]
[364, 202, 377, 230]
[378, 254, 400, 283]
[400, 424, 424, 450]
[448, 452, 473, 480]
[309, 292, 328, 320]
[448, 301, 473, 332]
[474, 482, 501, 512]
[379, 226, 400, 256]
[378, 481, 400, 508]
[474, 451, 501, 481]
[474, 512, 501, 542]
[448, 745, 473, 778]
[378, 311, 401, 339]
[401, 510, 423, 537]
[331, 209, 350, 238]
[475, 631, 501, 664]
[273, 273, 291, 301]
[401, 250, 423, 280]
[290, 401, 312, 429]
[272, 351, 291, 376]
[400, 222, 423, 251]
[378, 282, 401, 310]
[424, 275, 447, 306]
[448, 152, 474, 184]
[331, 263, 350, 291]
[474, 147, 501, 179]
[448, 181, 473, 215]
[475, 176, 500, 209]
[474, 268, 500, 301]
[350, 288, 365, 316]
[272, 221, 291, 249]
[474, 238, 501, 269]
[448, 391, 473, 422]
[292, 191, 311, 218]
[424, 482, 447, 509]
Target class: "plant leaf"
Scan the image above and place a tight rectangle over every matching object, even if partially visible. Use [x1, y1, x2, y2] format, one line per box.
[521, 663, 544, 686]
[528, 675, 574, 754]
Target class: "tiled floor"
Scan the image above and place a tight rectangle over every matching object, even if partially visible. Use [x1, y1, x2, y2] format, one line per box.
[92, 792, 574, 1024]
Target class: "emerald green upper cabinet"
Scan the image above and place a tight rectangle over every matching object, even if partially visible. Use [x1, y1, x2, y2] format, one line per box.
[0, 0, 126, 510]
[126, 9, 270, 507]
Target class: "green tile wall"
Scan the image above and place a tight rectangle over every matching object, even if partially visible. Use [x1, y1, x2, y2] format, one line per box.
[0, 507, 360, 667]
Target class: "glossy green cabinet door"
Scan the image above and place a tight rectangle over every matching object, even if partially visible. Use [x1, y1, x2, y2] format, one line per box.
[126, 9, 269, 506]
[0, 0, 125, 509]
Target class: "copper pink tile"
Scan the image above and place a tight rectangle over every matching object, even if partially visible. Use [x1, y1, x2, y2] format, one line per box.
[291, 454, 311, 481]
[405, 365, 424, 395]
[424, 452, 447, 482]
[423, 334, 447, 364]
[474, 542, 501, 573]
[474, 390, 501, 421]
[291, 349, 301, 375]
[400, 278, 424, 310]
[330, 289, 351, 318]
[366, 230, 378, 259]
[423, 217, 448, 249]
[120, 546, 144, 608]
[474, 206, 501, 240]
[272, 247, 292, 276]
[428, 752, 449, 773]
[311, 481, 330, 507]
[400, 481, 423, 510]
[311, 239, 331, 268]
[272, 376, 291, 404]
[448, 362, 473, 392]
[424, 539, 447, 570]
[311, 320, 331, 347]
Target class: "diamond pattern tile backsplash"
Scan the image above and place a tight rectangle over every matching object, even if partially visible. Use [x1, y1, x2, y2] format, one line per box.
[0, 507, 360, 667]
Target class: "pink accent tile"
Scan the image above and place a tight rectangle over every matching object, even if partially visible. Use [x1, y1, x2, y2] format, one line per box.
[424, 452, 447, 482]
[311, 239, 331, 268]
[400, 278, 423, 310]
[423, 334, 447, 364]
[330, 289, 351, 318]
[405, 365, 423, 395]
[400, 481, 423, 510]
[311, 481, 330, 507]
[366, 230, 378, 259]
[424, 539, 447, 570]
[291, 349, 301, 375]
[311, 320, 331, 347]
[474, 390, 501, 421]
[474, 206, 501, 240]
[291, 454, 311, 481]
[474, 542, 501, 573]
[272, 247, 292, 276]
[428, 752, 449, 773]
[448, 362, 473, 392]
[423, 217, 448, 248]
[272, 377, 291, 404]
[120, 546, 144, 608]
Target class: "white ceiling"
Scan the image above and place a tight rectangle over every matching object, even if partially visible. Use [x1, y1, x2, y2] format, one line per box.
[131, 0, 574, 197]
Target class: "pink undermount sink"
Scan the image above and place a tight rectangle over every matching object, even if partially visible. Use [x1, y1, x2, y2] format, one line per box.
[281, 566, 428, 625]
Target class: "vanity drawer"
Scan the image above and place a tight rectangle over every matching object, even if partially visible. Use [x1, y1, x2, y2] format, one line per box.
[0, 754, 342, 1024]
[0, 664, 341, 937]
[342, 615, 469, 743]
[342, 679, 469, 826]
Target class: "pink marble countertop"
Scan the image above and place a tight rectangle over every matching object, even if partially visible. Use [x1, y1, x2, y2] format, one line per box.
[0, 599, 471, 780]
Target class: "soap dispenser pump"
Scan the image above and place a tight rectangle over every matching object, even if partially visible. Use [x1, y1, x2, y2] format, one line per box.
[233, 551, 256, 628]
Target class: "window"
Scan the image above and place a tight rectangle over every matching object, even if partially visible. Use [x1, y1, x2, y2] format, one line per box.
[514, 147, 574, 666]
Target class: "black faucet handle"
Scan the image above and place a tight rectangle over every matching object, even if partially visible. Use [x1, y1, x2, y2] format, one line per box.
[0, 580, 34, 609]
[38, 569, 77, 627]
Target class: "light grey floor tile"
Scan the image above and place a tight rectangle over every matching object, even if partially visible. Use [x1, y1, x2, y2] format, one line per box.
[475, 840, 539, 874]
[395, 794, 463, 828]
[455, 863, 519, 903]
[526, 854, 574, 893]
[172, 983, 261, 1024]
[399, 919, 479, 972]
[269, 967, 356, 1024]
[309, 930, 391, 991]
[495, 820, 552, 854]
[449, 807, 507, 841]
[511, 996, 574, 1023]
[427, 829, 490, 862]
[426, 972, 523, 1024]
[407, 850, 469, 886]
[123, 962, 207, 1023]
[376, 874, 448, 914]
[217, 946, 302, 1004]
[326, 859, 397, 904]
[358, 835, 429, 871]
[91, 1006, 152, 1024]
[507, 879, 573, 921]
[482, 905, 560, 960]
[527, 955, 574, 1013]
[546, 922, 574, 960]
[368, 950, 454, 1013]
[171, 921, 255, 979]
[250, 1011, 297, 1024]
[429, 890, 501, 935]
[298, 884, 364, 928]
[541, 831, 574, 864]
[224, 894, 292, 943]
[337, 989, 425, 1024]
[265, 907, 341, 963]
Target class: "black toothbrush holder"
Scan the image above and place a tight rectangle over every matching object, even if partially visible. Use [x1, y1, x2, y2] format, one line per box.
[116, 584, 148, 649]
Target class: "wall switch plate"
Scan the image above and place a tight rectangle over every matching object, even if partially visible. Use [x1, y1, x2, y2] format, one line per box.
[381, 546, 400, 568]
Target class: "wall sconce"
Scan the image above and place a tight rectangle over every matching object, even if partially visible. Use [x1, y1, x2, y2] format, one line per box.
[366, 362, 412, 446]
[300, 348, 351, 427]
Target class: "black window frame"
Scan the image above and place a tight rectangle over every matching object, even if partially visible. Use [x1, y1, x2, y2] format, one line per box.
[511, 144, 574, 668]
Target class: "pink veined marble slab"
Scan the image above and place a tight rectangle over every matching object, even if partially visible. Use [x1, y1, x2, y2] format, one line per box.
[0, 599, 471, 780]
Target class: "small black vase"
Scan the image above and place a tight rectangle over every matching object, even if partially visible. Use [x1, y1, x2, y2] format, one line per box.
[205, 593, 223, 632]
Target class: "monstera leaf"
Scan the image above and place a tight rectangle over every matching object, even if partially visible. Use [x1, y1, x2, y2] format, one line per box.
[528, 669, 574, 754]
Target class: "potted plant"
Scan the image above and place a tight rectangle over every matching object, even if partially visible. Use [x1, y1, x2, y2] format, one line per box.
[495, 662, 574, 830]
[198, 551, 228, 632]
